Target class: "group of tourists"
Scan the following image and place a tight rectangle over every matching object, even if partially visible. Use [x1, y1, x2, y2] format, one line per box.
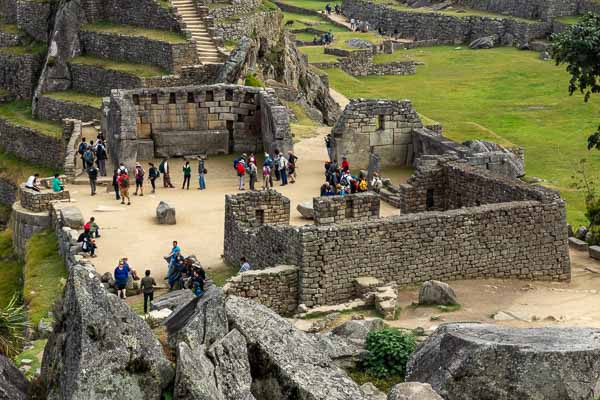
[164, 241, 206, 296]
[25, 173, 65, 193]
[349, 18, 369, 32]
[313, 31, 335, 46]
[234, 150, 298, 191]
[324, 3, 341, 15]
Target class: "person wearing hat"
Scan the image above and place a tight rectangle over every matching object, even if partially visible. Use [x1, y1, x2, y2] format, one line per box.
[134, 162, 145, 196]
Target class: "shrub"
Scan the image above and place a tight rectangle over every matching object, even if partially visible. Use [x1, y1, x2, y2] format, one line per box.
[244, 73, 264, 87]
[362, 328, 416, 378]
[0, 294, 28, 358]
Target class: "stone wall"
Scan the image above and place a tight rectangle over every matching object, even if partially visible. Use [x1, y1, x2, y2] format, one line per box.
[0, 118, 65, 169]
[0, 177, 17, 206]
[313, 192, 380, 225]
[35, 95, 101, 123]
[16, 0, 51, 43]
[454, 0, 578, 21]
[214, 10, 281, 42]
[62, 119, 82, 178]
[339, 49, 416, 77]
[79, 30, 198, 74]
[0, 0, 17, 23]
[101, 0, 181, 32]
[224, 265, 299, 316]
[0, 51, 44, 99]
[208, 0, 261, 19]
[342, 0, 552, 45]
[0, 29, 24, 47]
[19, 185, 70, 212]
[10, 201, 51, 256]
[105, 84, 293, 171]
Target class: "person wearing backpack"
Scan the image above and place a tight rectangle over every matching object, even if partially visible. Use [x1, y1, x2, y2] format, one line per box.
[134, 162, 145, 196]
[78, 138, 88, 171]
[262, 163, 271, 189]
[118, 171, 131, 205]
[236, 156, 246, 190]
[83, 146, 95, 169]
[96, 141, 108, 176]
[87, 164, 98, 196]
[182, 161, 192, 190]
[248, 161, 258, 191]
[160, 158, 174, 188]
[148, 162, 159, 194]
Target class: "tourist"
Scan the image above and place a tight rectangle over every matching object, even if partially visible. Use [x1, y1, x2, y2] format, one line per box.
[182, 160, 192, 190]
[313, 35, 319, 45]
[140, 269, 156, 314]
[262, 162, 271, 189]
[249, 152, 256, 166]
[358, 176, 368, 192]
[287, 151, 298, 183]
[117, 162, 128, 175]
[320, 181, 334, 196]
[371, 172, 383, 191]
[51, 173, 64, 192]
[78, 138, 88, 170]
[118, 170, 131, 205]
[160, 158, 175, 188]
[134, 162, 145, 196]
[168, 255, 185, 290]
[325, 3, 331, 14]
[191, 269, 204, 297]
[336, 183, 346, 196]
[25, 173, 41, 192]
[87, 164, 98, 196]
[277, 150, 289, 186]
[83, 146, 95, 169]
[341, 155, 350, 171]
[273, 151, 281, 181]
[248, 160, 258, 191]
[165, 240, 182, 278]
[325, 134, 333, 160]
[335, 4, 340, 14]
[350, 18, 356, 31]
[264, 153, 274, 186]
[239, 257, 251, 273]
[96, 141, 107, 176]
[77, 229, 96, 258]
[236, 155, 247, 190]
[84, 217, 101, 238]
[148, 162, 159, 194]
[112, 169, 120, 201]
[114, 259, 130, 299]
[198, 155, 206, 190]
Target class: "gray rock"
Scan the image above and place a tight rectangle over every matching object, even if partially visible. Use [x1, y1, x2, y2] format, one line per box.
[37, 318, 53, 339]
[431, 0, 451, 11]
[576, 226, 588, 240]
[166, 286, 228, 349]
[567, 224, 574, 237]
[207, 329, 255, 400]
[315, 331, 367, 369]
[175, 343, 224, 400]
[539, 51, 551, 61]
[463, 139, 525, 178]
[297, 201, 314, 219]
[406, 323, 600, 400]
[332, 318, 385, 344]
[156, 201, 176, 225]
[151, 289, 195, 311]
[0, 355, 28, 400]
[469, 36, 495, 49]
[226, 295, 367, 399]
[60, 207, 85, 229]
[41, 263, 174, 399]
[360, 382, 386, 400]
[345, 38, 375, 49]
[418, 280, 458, 306]
[387, 382, 442, 400]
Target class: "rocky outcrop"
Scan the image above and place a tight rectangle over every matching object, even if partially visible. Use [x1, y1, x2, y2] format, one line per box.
[406, 323, 600, 400]
[387, 383, 442, 400]
[0, 355, 29, 400]
[175, 342, 225, 400]
[418, 280, 457, 306]
[469, 36, 495, 49]
[156, 201, 176, 225]
[41, 263, 175, 400]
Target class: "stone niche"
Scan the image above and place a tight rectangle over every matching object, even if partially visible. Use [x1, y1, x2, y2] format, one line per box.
[105, 84, 293, 171]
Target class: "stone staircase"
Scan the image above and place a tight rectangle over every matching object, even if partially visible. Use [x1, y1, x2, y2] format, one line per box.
[171, 0, 221, 64]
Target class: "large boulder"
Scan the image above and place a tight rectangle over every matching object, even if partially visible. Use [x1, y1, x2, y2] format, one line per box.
[175, 343, 225, 400]
[406, 323, 600, 400]
[418, 280, 457, 306]
[156, 201, 176, 225]
[151, 289, 195, 312]
[297, 202, 314, 219]
[0, 355, 29, 400]
[469, 36, 495, 49]
[332, 318, 385, 345]
[59, 207, 85, 229]
[360, 383, 386, 400]
[387, 382, 442, 400]
[463, 140, 525, 178]
[41, 263, 174, 399]
[226, 295, 367, 399]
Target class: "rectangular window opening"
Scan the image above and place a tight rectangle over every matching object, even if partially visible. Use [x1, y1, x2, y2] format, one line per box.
[244, 92, 255, 104]
[206, 91, 214, 102]
[187, 92, 195, 103]
[255, 209, 265, 224]
[169, 93, 177, 104]
[377, 115, 385, 131]
[225, 89, 234, 101]
[151, 93, 158, 104]
[132, 94, 140, 105]
[426, 189, 434, 210]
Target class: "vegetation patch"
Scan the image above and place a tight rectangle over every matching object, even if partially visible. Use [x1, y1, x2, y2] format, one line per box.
[0, 23, 21, 35]
[0, 101, 62, 138]
[244, 73, 264, 87]
[208, 263, 238, 287]
[0, 149, 54, 184]
[45, 91, 103, 108]
[0, 41, 46, 56]
[0, 230, 22, 309]
[300, 46, 339, 63]
[24, 230, 67, 326]
[70, 55, 167, 78]
[81, 21, 187, 44]
[15, 338, 46, 379]
[348, 369, 403, 393]
[0, 295, 28, 358]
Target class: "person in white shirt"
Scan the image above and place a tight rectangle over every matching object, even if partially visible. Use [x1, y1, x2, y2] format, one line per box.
[25, 174, 41, 192]
[239, 257, 251, 274]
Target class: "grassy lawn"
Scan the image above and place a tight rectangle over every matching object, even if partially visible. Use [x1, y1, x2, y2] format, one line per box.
[277, 0, 332, 12]
[300, 46, 340, 63]
[70, 55, 167, 78]
[82, 21, 186, 44]
[0, 41, 46, 56]
[283, 11, 347, 32]
[0, 230, 22, 309]
[24, 230, 67, 326]
[15, 338, 46, 379]
[0, 23, 21, 34]
[45, 91, 103, 108]
[0, 101, 63, 138]
[0, 149, 55, 183]
[556, 15, 583, 25]
[325, 46, 600, 227]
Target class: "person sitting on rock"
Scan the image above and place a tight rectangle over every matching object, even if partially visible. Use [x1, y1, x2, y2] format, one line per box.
[239, 257, 251, 274]
[51, 173, 64, 192]
[168, 255, 185, 290]
[25, 173, 41, 192]
[114, 259, 130, 299]
[191, 269, 204, 297]
[84, 217, 101, 238]
[77, 229, 97, 258]
[320, 181, 333, 196]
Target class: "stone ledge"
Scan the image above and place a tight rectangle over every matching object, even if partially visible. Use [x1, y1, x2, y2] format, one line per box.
[568, 237, 588, 252]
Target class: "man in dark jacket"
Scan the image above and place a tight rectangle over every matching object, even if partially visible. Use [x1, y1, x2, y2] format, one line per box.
[87, 165, 99, 196]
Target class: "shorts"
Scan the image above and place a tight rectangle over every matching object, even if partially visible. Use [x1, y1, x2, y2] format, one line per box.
[120, 188, 129, 197]
[136, 179, 143, 188]
[116, 282, 127, 290]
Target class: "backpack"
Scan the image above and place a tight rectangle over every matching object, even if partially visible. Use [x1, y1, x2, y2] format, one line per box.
[78, 142, 87, 155]
[121, 177, 129, 187]
[136, 167, 145, 179]
[359, 179, 368, 191]
[159, 161, 165, 174]
[236, 162, 245, 175]
[233, 158, 239, 170]
[84, 151, 94, 163]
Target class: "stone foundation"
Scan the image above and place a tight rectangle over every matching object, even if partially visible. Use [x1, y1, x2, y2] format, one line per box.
[35, 95, 101, 123]
[10, 201, 51, 256]
[339, 49, 417, 77]
[0, 50, 44, 99]
[0, 118, 65, 169]
[313, 192, 380, 225]
[19, 185, 70, 213]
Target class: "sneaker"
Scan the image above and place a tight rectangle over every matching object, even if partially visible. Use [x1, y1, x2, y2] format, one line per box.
[127, 202, 131, 205]
[134, 193, 138, 196]
[121, 201, 125, 204]
[140, 194, 144, 197]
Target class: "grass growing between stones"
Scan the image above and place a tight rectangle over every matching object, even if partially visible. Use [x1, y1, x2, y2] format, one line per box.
[24, 230, 67, 326]
[299, 46, 339, 63]
[277, 0, 332, 12]
[209, 263, 238, 287]
[0, 149, 55, 184]
[326, 46, 600, 227]
[0, 23, 21, 34]
[348, 369, 403, 393]
[0, 230, 22, 309]
[283, 11, 347, 32]
[285, 101, 322, 141]
[0, 41, 46, 56]
[0, 101, 63, 138]
[15, 338, 46, 379]
[82, 21, 187, 44]
[70, 55, 167, 78]
[45, 91, 103, 108]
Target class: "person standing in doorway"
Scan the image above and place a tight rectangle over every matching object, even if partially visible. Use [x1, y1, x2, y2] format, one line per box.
[87, 164, 98, 196]
[134, 162, 145, 196]
[140, 269, 156, 314]
[118, 171, 131, 205]
[182, 161, 191, 190]
[198, 155, 206, 190]
[148, 162, 159, 194]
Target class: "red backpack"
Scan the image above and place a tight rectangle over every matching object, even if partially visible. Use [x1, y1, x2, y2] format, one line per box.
[236, 162, 246, 176]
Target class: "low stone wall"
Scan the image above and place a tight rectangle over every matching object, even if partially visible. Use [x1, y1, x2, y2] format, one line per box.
[0, 29, 24, 47]
[339, 50, 416, 77]
[342, 0, 551, 46]
[10, 201, 51, 256]
[20, 185, 70, 213]
[102, 0, 182, 32]
[224, 265, 299, 316]
[35, 95, 101, 123]
[454, 0, 578, 21]
[62, 119, 82, 178]
[0, 177, 17, 206]
[79, 30, 198, 74]
[16, 0, 51, 42]
[0, 118, 65, 169]
[313, 192, 380, 225]
[214, 10, 282, 42]
[0, 51, 44, 99]
[0, 0, 17, 23]
[208, 0, 261, 19]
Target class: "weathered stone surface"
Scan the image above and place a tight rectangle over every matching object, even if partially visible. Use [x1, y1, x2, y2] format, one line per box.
[331, 318, 385, 344]
[315, 331, 366, 369]
[418, 280, 458, 306]
[297, 201, 314, 219]
[42, 263, 174, 400]
[406, 323, 600, 400]
[151, 289, 194, 311]
[175, 343, 225, 400]
[156, 201, 176, 225]
[226, 295, 367, 399]
[568, 237, 588, 252]
[463, 140, 525, 178]
[387, 382, 442, 400]
[590, 245, 600, 261]
[0, 355, 28, 400]
[469, 36, 495, 49]
[37, 318, 54, 339]
[166, 286, 228, 349]
[59, 207, 85, 229]
[360, 382, 386, 400]
[576, 226, 588, 240]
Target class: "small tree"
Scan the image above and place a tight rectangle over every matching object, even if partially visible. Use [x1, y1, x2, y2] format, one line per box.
[571, 159, 600, 244]
[362, 328, 416, 378]
[551, 13, 600, 149]
[0, 294, 28, 358]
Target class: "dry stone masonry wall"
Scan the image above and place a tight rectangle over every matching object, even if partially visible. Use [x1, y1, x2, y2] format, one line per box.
[313, 192, 380, 225]
[0, 118, 65, 169]
[35, 95, 100, 123]
[0, 51, 44, 99]
[339, 49, 417, 77]
[454, 0, 578, 21]
[16, 0, 51, 42]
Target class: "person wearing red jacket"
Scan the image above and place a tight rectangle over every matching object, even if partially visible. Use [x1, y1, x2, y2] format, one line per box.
[118, 171, 131, 205]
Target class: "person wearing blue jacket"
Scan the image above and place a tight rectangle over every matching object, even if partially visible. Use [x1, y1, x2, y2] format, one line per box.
[114, 259, 130, 299]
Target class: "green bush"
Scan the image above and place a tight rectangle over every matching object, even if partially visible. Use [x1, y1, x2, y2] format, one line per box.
[0, 294, 28, 358]
[362, 328, 416, 378]
[244, 74, 264, 87]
